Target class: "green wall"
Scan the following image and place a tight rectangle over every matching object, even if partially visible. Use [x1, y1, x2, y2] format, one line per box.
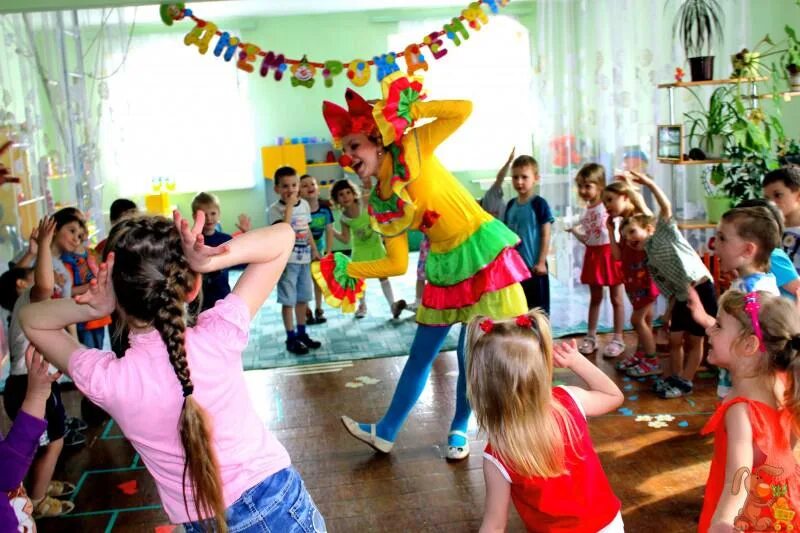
[93, 5, 535, 230]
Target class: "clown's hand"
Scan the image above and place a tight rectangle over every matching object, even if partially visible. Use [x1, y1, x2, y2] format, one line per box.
[311, 252, 365, 313]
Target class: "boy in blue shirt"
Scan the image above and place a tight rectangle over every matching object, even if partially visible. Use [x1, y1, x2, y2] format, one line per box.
[192, 192, 235, 311]
[503, 155, 554, 314]
[300, 174, 334, 324]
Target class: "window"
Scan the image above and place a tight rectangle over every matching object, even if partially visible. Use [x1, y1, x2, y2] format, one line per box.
[388, 15, 531, 171]
[100, 31, 256, 195]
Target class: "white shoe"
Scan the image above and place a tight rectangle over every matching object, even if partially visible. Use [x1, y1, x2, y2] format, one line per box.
[340, 416, 393, 453]
[445, 430, 470, 461]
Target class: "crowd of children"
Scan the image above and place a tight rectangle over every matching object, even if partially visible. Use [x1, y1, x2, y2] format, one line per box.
[5, 132, 800, 531]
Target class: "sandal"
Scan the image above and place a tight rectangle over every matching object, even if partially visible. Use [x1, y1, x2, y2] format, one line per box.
[626, 358, 663, 377]
[577, 336, 598, 355]
[46, 480, 76, 498]
[445, 430, 470, 461]
[602, 338, 626, 359]
[615, 352, 643, 372]
[340, 416, 393, 453]
[33, 496, 75, 518]
[355, 304, 367, 319]
[391, 299, 407, 319]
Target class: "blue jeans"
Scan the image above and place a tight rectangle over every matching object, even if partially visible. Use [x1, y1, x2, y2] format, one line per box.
[184, 467, 326, 533]
[79, 327, 106, 350]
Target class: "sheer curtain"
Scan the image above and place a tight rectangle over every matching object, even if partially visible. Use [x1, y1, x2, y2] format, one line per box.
[533, 0, 750, 334]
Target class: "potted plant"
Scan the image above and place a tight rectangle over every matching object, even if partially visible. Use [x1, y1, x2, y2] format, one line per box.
[703, 163, 732, 223]
[684, 86, 733, 159]
[670, 0, 724, 82]
[783, 25, 800, 90]
[778, 138, 800, 166]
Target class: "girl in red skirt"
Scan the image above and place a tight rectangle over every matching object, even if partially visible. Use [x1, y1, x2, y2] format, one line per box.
[566, 164, 625, 358]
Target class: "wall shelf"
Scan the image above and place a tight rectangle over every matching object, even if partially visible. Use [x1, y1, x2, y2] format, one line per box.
[657, 77, 768, 89]
[306, 162, 338, 168]
[657, 158, 729, 165]
[755, 90, 800, 101]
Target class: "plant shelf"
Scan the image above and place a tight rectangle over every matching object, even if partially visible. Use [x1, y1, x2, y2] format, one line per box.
[656, 77, 768, 89]
[755, 91, 800, 101]
[657, 158, 729, 165]
[677, 219, 717, 230]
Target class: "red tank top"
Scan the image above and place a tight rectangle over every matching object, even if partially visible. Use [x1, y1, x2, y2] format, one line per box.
[484, 387, 621, 532]
[699, 397, 800, 532]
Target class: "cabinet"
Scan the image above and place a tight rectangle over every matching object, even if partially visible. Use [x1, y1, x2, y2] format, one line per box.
[261, 144, 307, 180]
[261, 141, 349, 199]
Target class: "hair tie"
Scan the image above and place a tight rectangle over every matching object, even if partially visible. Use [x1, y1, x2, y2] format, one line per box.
[744, 292, 766, 352]
[479, 318, 494, 333]
[182, 384, 194, 398]
[515, 315, 533, 328]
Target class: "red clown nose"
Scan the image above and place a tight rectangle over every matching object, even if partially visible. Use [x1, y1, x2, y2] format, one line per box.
[338, 154, 353, 168]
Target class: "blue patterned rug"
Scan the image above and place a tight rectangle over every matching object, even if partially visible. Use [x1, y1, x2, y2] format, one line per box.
[238, 252, 634, 370]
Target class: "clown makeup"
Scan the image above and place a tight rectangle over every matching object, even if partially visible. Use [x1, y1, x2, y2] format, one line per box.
[342, 133, 384, 181]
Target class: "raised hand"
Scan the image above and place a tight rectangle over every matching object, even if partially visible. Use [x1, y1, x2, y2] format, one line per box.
[173, 210, 229, 273]
[236, 213, 252, 233]
[507, 146, 516, 164]
[25, 344, 61, 400]
[73, 251, 117, 317]
[35, 216, 56, 250]
[553, 338, 580, 369]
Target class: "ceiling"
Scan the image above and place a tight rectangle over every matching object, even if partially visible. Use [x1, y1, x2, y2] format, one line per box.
[0, 0, 475, 17]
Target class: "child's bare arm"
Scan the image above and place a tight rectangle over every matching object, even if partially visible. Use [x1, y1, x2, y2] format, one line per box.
[31, 217, 56, 303]
[534, 222, 551, 275]
[479, 459, 511, 533]
[494, 147, 515, 187]
[553, 339, 624, 416]
[334, 223, 350, 244]
[631, 171, 671, 220]
[606, 217, 622, 260]
[325, 224, 334, 255]
[710, 404, 753, 530]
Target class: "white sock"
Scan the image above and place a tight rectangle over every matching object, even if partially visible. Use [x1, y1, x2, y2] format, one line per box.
[380, 278, 395, 308]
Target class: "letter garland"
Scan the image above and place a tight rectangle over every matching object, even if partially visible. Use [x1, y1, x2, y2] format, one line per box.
[162, 0, 510, 89]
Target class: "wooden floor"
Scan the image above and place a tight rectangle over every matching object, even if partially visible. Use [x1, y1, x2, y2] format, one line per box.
[1, 331, 721, 532]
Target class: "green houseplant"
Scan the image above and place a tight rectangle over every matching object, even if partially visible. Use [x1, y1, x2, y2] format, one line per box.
[703, 164, 732, 223]
[684, 86, 734, 159]
[670, 0, 724, 81]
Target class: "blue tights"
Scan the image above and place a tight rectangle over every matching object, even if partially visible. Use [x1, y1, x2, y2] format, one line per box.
[359, 324, 470, 447]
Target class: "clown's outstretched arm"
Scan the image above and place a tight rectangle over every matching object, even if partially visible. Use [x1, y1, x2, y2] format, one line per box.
[346, 234, 409, 279]
[411, 100, 472, 151]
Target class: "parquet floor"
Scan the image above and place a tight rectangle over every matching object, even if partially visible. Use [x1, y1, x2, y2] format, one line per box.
[2, 331, 720, 532]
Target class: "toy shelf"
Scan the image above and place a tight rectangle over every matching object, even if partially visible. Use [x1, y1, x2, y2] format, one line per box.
[657, 159, 729, 165]
[307, 162, 338, 168]
[656, 77, 768, 89]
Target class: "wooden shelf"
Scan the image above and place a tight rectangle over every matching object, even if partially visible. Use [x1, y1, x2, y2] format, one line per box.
[756, 91, 800, 101]
[677, 219, 716, 230]
[306, 162, 338, 168]
[657, 77, 768, 89]
[658, 158, 729, 165]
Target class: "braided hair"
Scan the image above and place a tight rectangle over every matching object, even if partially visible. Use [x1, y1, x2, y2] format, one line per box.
[105, 216, 227, 532]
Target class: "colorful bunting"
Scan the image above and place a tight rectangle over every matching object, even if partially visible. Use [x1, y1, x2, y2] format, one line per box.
[161, 0, 510, 89]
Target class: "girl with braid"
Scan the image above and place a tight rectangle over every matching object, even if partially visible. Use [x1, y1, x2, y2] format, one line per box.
[19, 211, 327, 532]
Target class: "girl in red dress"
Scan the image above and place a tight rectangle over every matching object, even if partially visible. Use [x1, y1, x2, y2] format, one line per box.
[697, 290, 800, 533]
[466, 310, 624, 532]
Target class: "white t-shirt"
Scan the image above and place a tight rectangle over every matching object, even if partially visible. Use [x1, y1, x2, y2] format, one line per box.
[266, 199, 312, 264]
[578, 202, 611, 247]
[730, 272, 780, 295]
[52, 256, 73, 300]
[8, 289, 31, 376]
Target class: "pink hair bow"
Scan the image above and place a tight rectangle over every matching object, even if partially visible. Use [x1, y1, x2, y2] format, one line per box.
[744, 292, 766, 352]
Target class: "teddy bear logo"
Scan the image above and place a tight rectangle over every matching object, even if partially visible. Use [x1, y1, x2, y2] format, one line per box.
[731, 464, 797, 531]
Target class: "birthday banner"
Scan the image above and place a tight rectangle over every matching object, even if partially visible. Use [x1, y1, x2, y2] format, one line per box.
[160, 0, 510, 88]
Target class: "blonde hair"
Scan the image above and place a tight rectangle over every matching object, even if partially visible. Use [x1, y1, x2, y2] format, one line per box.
[466, 309, 580, 478]
[191, 192, 220, 214]
[719, 290, 800, 432]
[576, 163, 606, 188]
[603, 174, 653, 218]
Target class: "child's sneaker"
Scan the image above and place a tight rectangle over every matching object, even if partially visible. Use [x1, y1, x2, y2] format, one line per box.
[286, 339, 309, 355]
[313, 309, 327, 324]
[297, 334, 321, 350]
[615, 352, 643, 372]
[626, 357, 663, 378]
[658, 376, 693, 399]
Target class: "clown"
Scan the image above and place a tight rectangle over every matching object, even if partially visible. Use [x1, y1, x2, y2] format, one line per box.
[315, 72, 529, 460]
